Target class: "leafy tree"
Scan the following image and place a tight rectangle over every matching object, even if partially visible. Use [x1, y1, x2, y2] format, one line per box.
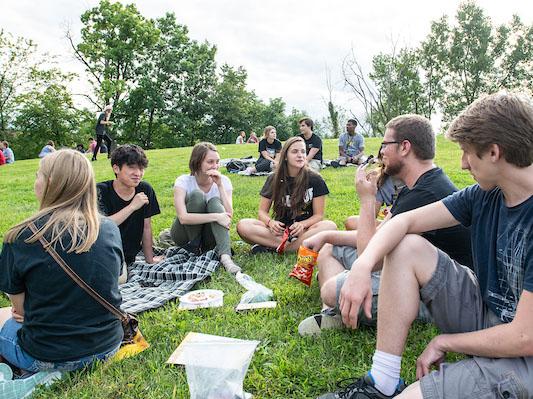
[0, 30, 38, 132]
[369, 48, 428, 133]
[208, 65, 258, 144]
[14, 75, 85, 159]
[67, 0, 159, 109]
[121, 13, 216, 148]
[255, 98, 293, 141]
[420, 1, 533, 121]
[343, 46, 428, 135]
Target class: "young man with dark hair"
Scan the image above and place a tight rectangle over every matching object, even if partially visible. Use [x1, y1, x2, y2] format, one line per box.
[317, 93, 533, 399]
[298, 117, 323, 173]
[97, 144, 162, 265]
[334, 119, 365, 166]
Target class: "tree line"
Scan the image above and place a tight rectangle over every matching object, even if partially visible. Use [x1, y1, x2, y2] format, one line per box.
[1, 1, 310, 159]
[341, 1, 533, 136]
[1, 1, 532, 158]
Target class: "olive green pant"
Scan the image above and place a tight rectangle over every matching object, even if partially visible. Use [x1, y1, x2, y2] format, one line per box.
[170, 190, 231, 255]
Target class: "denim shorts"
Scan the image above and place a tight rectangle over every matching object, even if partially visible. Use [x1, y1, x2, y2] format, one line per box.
[0, 318, 120, 372]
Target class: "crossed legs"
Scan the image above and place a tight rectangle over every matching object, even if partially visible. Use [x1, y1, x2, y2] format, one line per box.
[237, 219, 337, 253]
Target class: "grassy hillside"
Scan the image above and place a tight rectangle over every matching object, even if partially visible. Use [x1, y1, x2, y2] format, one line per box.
[0, 137, 473, 398]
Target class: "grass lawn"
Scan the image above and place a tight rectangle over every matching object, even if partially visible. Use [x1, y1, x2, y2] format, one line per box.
[0, 137, 473, 398]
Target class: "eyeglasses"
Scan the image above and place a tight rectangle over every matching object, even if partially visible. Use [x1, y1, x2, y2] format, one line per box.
[380, 141, 401, 149]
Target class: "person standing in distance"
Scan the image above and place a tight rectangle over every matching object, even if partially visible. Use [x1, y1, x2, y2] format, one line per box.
[93, 105, 114, 161]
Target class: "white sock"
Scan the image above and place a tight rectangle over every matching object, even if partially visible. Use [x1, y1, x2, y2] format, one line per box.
[369, 350, 402, 396]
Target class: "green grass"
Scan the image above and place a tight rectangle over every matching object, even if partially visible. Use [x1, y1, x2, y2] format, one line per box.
[0, 137, 473, 398]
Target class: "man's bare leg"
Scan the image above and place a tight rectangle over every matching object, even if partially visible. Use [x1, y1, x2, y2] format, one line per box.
[397, 381, 423, 399]
[369, 234, 438, 395]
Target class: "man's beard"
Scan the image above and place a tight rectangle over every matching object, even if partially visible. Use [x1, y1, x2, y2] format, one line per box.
[384, 159, 404, 177]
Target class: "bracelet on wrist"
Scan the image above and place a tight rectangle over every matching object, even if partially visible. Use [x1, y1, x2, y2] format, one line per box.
[267, 219, 271, 227]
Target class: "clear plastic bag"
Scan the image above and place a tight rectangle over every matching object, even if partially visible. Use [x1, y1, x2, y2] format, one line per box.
[173, 333, 259, 399]
[235, 272, 273, 304]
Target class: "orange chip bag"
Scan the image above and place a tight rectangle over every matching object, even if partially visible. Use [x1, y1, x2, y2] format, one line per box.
[289, 245, 319, 287]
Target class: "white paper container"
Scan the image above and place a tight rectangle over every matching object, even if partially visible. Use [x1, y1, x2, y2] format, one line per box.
[179, 289, 224, 307]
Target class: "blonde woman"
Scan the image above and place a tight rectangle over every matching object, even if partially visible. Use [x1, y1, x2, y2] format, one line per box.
[0, 150, 123, 372]
[170, 142, 241, 274]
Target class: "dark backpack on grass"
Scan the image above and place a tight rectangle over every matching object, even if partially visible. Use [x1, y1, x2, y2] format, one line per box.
[226, 160, 247, 173]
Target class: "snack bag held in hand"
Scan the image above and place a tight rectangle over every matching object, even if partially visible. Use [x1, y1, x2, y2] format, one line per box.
[289, 245, 319, 286]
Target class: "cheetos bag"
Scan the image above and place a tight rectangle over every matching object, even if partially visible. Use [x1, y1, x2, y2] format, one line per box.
[289, 245, 319, 287]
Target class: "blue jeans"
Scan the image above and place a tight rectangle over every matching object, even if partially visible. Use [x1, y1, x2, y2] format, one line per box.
[0, 318, 120, 372]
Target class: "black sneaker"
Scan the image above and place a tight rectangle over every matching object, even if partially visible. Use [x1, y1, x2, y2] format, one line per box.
[317, 373, 405, 399]
[250, 244, 275, 255]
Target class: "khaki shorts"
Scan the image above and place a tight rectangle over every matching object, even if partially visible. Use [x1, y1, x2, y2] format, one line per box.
[419, 249, 533, 399]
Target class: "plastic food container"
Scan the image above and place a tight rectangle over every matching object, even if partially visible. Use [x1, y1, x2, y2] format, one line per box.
[179, 289, 224, 307]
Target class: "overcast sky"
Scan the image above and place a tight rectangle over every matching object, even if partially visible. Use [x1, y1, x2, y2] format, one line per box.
[2, 0, 532, 124]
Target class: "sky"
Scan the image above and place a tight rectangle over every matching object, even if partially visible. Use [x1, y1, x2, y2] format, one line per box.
[2, 0, 533, 126]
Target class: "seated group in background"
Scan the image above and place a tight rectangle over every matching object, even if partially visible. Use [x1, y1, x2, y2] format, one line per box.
[1, 141, 14, 164]
[298, 117, 323, 173]
[0, 150, 123, 374]
[235, 130, 246, 144]
[171, 142, 241, 274]
[247, 131, 259, 144]
[237, 136, 336, 254]
[298, 114, 473, 337]
[38, 141, 56, 158]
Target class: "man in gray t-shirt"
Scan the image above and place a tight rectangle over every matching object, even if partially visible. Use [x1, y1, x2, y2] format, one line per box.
[335, 119, 365, 166]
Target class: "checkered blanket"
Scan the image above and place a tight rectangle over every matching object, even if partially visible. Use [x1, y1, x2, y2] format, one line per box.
[119, 247, 220, 314]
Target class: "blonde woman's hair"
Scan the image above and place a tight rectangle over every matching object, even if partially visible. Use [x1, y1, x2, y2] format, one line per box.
[4, 149, 100, 253]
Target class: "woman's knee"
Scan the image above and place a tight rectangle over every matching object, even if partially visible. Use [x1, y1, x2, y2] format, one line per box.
[309, 220, 337, 233]
[319, 220, 337, 231]
[206, 196, 224, 213]
[186, 190, 207, 212]
[236, 218, 253, 237]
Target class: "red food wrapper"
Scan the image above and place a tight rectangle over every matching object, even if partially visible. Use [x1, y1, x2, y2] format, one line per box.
[276, 228, 291, 254]
[289, 245, 319, 287]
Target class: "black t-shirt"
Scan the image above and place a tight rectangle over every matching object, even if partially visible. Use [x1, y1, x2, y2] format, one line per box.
[260, 173, 329, 225]
[298, 133, 323, 162]
[0, 217, 123, 362]
[258, 138, 282, 161]
[95, 112, 106, 136]
[97, 180, 161, 263]
[391, 168, 473, 269]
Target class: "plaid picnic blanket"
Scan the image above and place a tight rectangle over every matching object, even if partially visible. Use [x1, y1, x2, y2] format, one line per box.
[119, 247, 220, 314]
